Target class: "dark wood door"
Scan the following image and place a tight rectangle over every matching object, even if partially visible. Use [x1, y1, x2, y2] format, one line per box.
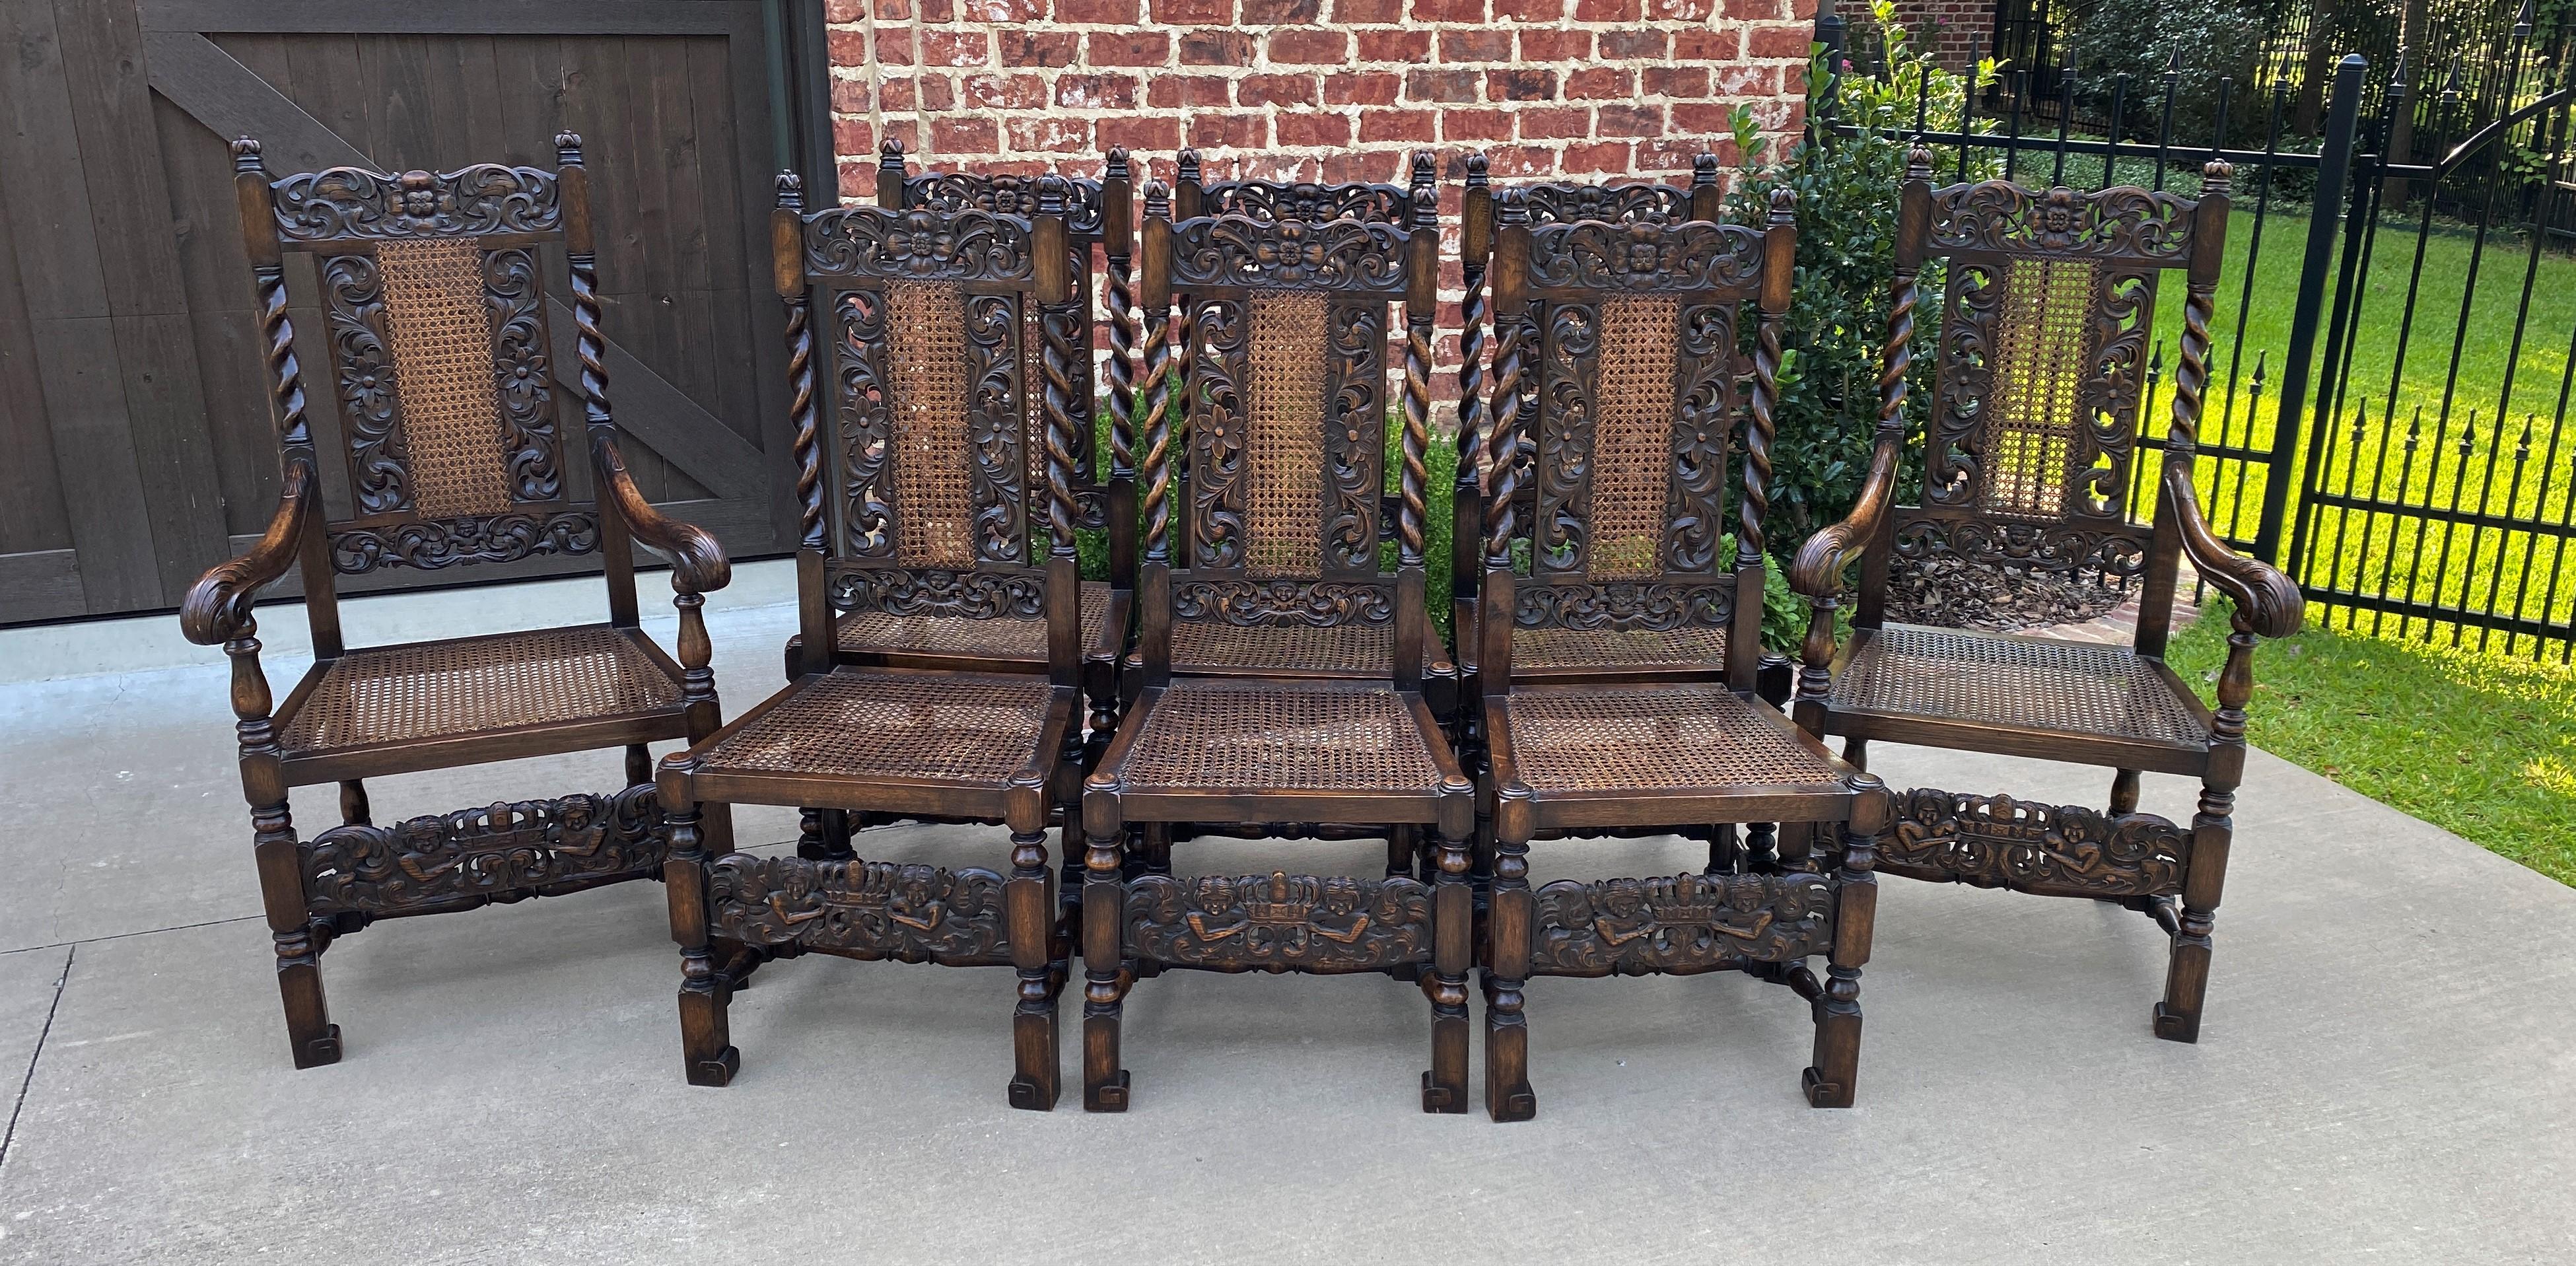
[0, 0, 812, 622]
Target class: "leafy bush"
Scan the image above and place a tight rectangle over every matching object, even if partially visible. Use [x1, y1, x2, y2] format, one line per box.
[1722, 4, 1991, 557]
[2063, 0, 2270, 149]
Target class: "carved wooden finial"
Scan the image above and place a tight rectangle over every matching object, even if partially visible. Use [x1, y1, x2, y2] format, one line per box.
[1036, 172, 1068, 215]
[1767, 186, 1795, 225]
[231, 136, 265, 173]
[1142, 178, 1170, 217]
[1409, 149, 1436, 190]
[1176, 149, 1201, 183]
[554, 131, 583, 166]
[1105, 145, 1130, 178]
[1409, 183, 1438, 229]
[2201, 159, 2233, 197]
[1496, 186, 1527, 225]
[878, 137, 905, 170]
[1906, 146, 1934, 180]
[775, 170, 805, 212]
[1692, 153, 1718, 188]
[1465, 153, 1488, 187]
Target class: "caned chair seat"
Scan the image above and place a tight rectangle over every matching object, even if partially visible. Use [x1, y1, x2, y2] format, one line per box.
[1113, 679, 1447, 796]
[1451, 606, 1730, 676]
[1828, 624, 2211, 750]
[277, 625, 686, 765]
[692, 668, 1057, 789]
[1166, 616, 1453, 676]
[1502, 684, 1842, 796]
[828, 580, 1120, 660]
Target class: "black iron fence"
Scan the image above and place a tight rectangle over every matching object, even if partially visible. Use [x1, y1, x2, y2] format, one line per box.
[1830, 7, 2576, 657]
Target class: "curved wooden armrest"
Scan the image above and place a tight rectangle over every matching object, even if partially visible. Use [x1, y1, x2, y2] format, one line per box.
[180, 461, 314, 645]
[596, 435, 731, 595]
[1788, 434, 1901, 600]
[2164, 469, 2303, 639]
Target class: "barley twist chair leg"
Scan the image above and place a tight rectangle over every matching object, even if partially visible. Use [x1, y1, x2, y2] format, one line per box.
[2155, 775, 2236, 1043]
[1007, 828, 1062, 1110]
[666, 800, 738, 1087]
[1482, 827, 1535, 1122]
[1081, 827, 1131, 1112]
[1422, 828, 1473, 1114]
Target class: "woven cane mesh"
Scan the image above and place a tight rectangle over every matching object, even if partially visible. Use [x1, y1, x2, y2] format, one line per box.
[1831, 625, 2208, 746]
[1984, 258, 2095, 522]
[1169, 616, 1443, 674]
[886, 281, 976, 567]
[1243, 291, 1331, 576]
[279, 627, 681, 754]
[834, 581, 1114, 658]
[376, 237, 514, 519]
[1122, 680, 1440, 792]
[1514, 623, 1729, 670]
[697, 670, 1052, 784]
[1587, 295, 1681, 579]
[1507, 686, 1841, 792]
[1022, 304, 1047, 503]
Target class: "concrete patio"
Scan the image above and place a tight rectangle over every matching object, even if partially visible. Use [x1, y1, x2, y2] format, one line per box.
[1, 567, 2570, 1263]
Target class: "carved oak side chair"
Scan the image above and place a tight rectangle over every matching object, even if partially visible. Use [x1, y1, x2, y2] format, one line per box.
[1079, 181, 1477, 1113]
[179, 135, 731, 1069]
[1789, 153, 2303, 1043]
[1473, 188, 1889, 1120]
[778, 143, 1136, 844]
[657, 178, 1085, 1108]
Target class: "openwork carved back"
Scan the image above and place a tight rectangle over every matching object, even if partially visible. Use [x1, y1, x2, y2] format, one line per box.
[882, 149, 1115, 532]
[1889, 180, 2208, 628]
[788, 195, 1075, 625]
[250, 153, 592, 575]
[1489, 202, 1782, 660]
[1175, 148, 1436, 228]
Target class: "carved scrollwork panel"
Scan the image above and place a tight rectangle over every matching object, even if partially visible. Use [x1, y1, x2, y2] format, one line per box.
[1514, 579, 1733, 631]
[304, 785, 661, 916]
[1199, 180, 1409, 225]
[804, 206, 1035, 281]
[1534, 302, 1599, 575]
[1172, 577, 1395, 626]
[482, 246, 563, 503]
[1528, 872, 1835, 977]
[1667, 302, 1739, 573]
[1927, 181, 2197, 263]
[964, 292, 1028, 563]
[330, 511, 600, 573]
[906, 172, 1106, 236]
[833, 289, 897, 557]
[1169, 215, 1409, 292]
[271, 164, 561, 242]
[1125, 872, 1435, 973]
[1185, 297, 1249, 570]
[1524, 220, 1768, 291]
[1887, 787, 2188, 898]
[1927, 260, 2001, 510]
[707, 854, 1014, 966]
[2071, 269, 2157, 520]
[1321, 300, 1385, 573]
[829, 565, 1046, 618]
[321, 253, 410, 516]
[1519, 182, 1691, 227]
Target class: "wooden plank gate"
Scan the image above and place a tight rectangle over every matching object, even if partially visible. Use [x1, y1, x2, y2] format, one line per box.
[0, 0, 836, 623]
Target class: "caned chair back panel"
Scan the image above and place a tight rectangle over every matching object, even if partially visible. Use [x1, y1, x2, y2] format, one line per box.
[1167, 214, 1412, 595]
[884, 157, 1115, 531]
[257, 160, 592, 575]
[793, 201, 1064, 623]
[1883, 180, 2209, 627]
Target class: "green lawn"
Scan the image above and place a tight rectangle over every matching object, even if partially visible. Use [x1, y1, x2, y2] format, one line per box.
[2171, 601, 2576, 884]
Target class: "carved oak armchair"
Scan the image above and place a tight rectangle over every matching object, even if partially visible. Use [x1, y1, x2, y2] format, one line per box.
[656, 179, 1086, 1108]
[1473, 189, 1889, 1120]
[1080, 182, 1477, 1114]
[1788, 153, 2303, 1044]
[178, 135, 730, 1069]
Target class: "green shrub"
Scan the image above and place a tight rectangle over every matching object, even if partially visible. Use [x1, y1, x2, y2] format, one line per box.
[2062, 0, 2270, 149]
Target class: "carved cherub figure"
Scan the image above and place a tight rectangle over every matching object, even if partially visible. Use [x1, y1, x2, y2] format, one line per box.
[764, 862, 827, 931]
[1309, 878, 1372, 945]
[1590, 880, 1655, 948]
[1184, 876, 1249, 943]
[1710, 880, 1776, 942]
[887, 868, 948, 933]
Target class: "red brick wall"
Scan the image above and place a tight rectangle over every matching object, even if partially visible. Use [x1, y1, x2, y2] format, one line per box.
[822, 1, 1816, 191]
[1878, 0, 1984, 71]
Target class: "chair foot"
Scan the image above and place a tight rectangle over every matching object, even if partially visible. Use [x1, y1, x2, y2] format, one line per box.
[1084, 1067, 1131, 1113]
[2152, 1001, 2202, 1043]
[1008, 1071, 1061, 1111]
[1800, 1064, 1853, 1109]
[687, 1045, 741, 1087]
[276, 943, 339, 1069]
[1420, 1069, 1467, 1114]
[1422, 1015, 1469, 1114]
[291, 1023, 344, 1070]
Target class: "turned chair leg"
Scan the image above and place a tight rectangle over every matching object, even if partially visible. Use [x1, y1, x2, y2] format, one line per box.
[1842, 736, 1868, 771]
[255, 795, 339, 1069]
[1806, 777, 1885, 1108]
[1704, 823, 1739, 875]
[1081, 822, 1131, 1111]
[2156, 775, 2236, 1043]
[2110, 768, 2141, 816]
[337, 780, 370, 826]
[666, 799, 738, 1086]
[1006, 827, 1062, 1109]
[625, 744, 652, 788]
[1482, 827, 1535, 1121]
[1385, 824, 1418, 880]
[1422, 827, 1472, 1114]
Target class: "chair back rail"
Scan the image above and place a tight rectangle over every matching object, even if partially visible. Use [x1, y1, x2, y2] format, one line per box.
[1481, 186, 1797, 694]
[1132, 178, 1440, 691]
[773, 174, 1083, 686]
[233, 133, 640, 655]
